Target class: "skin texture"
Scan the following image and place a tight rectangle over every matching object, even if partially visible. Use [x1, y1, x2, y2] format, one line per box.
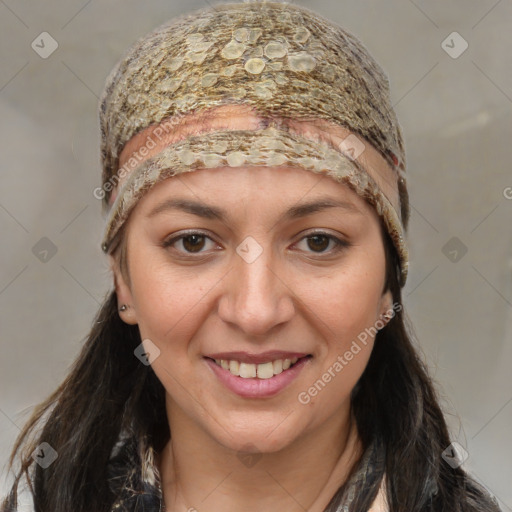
[110, 108, 394, 512]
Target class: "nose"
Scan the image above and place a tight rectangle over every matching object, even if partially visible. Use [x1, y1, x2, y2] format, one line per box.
[217, 241, 295, 337]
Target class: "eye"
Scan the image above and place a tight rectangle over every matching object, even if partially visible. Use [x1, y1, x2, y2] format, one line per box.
[295, 231, 350, 255]
[162, 230, 350, 257]
[162, 231, 218, 254]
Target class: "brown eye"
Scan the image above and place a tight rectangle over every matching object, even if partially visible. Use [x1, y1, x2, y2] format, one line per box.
[307, 234, 330, 252]
[295, 231, 350, 255]
[181, 234, 206, 253]
[162, 232, 216, 254]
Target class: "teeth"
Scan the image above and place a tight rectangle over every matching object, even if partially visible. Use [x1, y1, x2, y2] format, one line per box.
[257, 362, 274, 379]
[239, 362, 256, 378]
[273, 359, 283, 375]
[229, 360, 239, 375]
[212, 356, 302, 379]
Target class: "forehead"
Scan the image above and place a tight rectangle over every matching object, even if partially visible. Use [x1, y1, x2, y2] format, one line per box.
[132, 164, 375, 229]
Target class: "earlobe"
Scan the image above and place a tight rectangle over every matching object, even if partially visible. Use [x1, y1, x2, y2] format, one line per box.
[378, 289, 394, 326]
[109, 255, 138, 325]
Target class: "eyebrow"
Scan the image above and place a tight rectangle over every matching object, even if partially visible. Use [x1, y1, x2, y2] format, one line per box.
[147, 196, 364, 222]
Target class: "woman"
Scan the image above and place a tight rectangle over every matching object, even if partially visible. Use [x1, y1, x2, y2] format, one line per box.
[1, 2, 501, 511]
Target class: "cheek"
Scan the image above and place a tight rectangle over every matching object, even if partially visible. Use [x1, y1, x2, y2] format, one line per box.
[302, 261, 383, 339]
[295, 256, 384, 386]
[291, 274, 381, 417]
[129, 256, 200, 341]
[128, 252, 224, 363]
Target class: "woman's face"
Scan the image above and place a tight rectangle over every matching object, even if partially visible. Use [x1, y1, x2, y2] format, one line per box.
[112, 114, 393, 454]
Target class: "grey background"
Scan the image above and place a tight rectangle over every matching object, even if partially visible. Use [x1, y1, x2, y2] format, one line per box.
[0, 0, 511, 508]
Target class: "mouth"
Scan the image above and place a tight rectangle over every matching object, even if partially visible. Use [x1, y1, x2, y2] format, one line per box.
[203, 354, 313, 398]
[204, 355, 313, 380]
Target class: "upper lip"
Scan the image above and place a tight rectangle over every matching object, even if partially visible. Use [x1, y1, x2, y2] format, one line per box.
[204, 350, 311, 364]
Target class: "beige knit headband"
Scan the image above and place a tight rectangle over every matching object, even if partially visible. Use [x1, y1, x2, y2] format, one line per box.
[98, 1, 410, 287]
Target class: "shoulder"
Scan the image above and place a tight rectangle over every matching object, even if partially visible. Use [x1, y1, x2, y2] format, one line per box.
[367, 473, 502, 512]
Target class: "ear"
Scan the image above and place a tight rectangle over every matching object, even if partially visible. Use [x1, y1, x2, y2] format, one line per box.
[377, 288, 394, 327]
[109, 254, 138, 325]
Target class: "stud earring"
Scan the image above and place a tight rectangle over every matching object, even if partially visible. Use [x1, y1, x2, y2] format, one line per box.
[377, 312, 390, 328]
[119, 304, 129, 312]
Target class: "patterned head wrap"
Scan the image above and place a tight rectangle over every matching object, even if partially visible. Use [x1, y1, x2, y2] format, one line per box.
[98, 0, 410, 286]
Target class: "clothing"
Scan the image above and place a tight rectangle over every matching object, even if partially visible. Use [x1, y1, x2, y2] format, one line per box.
[98, 1, 410, 287]
[106, 428, 388, 512]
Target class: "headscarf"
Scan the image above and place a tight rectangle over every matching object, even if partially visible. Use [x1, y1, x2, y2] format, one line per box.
[97, 0, 410, 286]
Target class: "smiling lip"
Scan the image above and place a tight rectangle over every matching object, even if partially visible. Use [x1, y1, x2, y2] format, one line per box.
[204, 355, 311, 398]
[203, 350, 310, 364]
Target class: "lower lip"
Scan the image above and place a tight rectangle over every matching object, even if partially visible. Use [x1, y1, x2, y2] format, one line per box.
[204, 356, 312, 398]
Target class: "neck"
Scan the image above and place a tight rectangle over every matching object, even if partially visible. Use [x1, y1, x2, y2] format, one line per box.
[158, 398, 363, 512]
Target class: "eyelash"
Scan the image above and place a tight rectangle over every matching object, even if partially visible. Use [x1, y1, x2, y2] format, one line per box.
[161, 230, 350, 257]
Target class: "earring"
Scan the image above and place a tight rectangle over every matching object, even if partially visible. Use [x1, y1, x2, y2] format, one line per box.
[378, 312, 391, 328]
[119, 304, 129, 312]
